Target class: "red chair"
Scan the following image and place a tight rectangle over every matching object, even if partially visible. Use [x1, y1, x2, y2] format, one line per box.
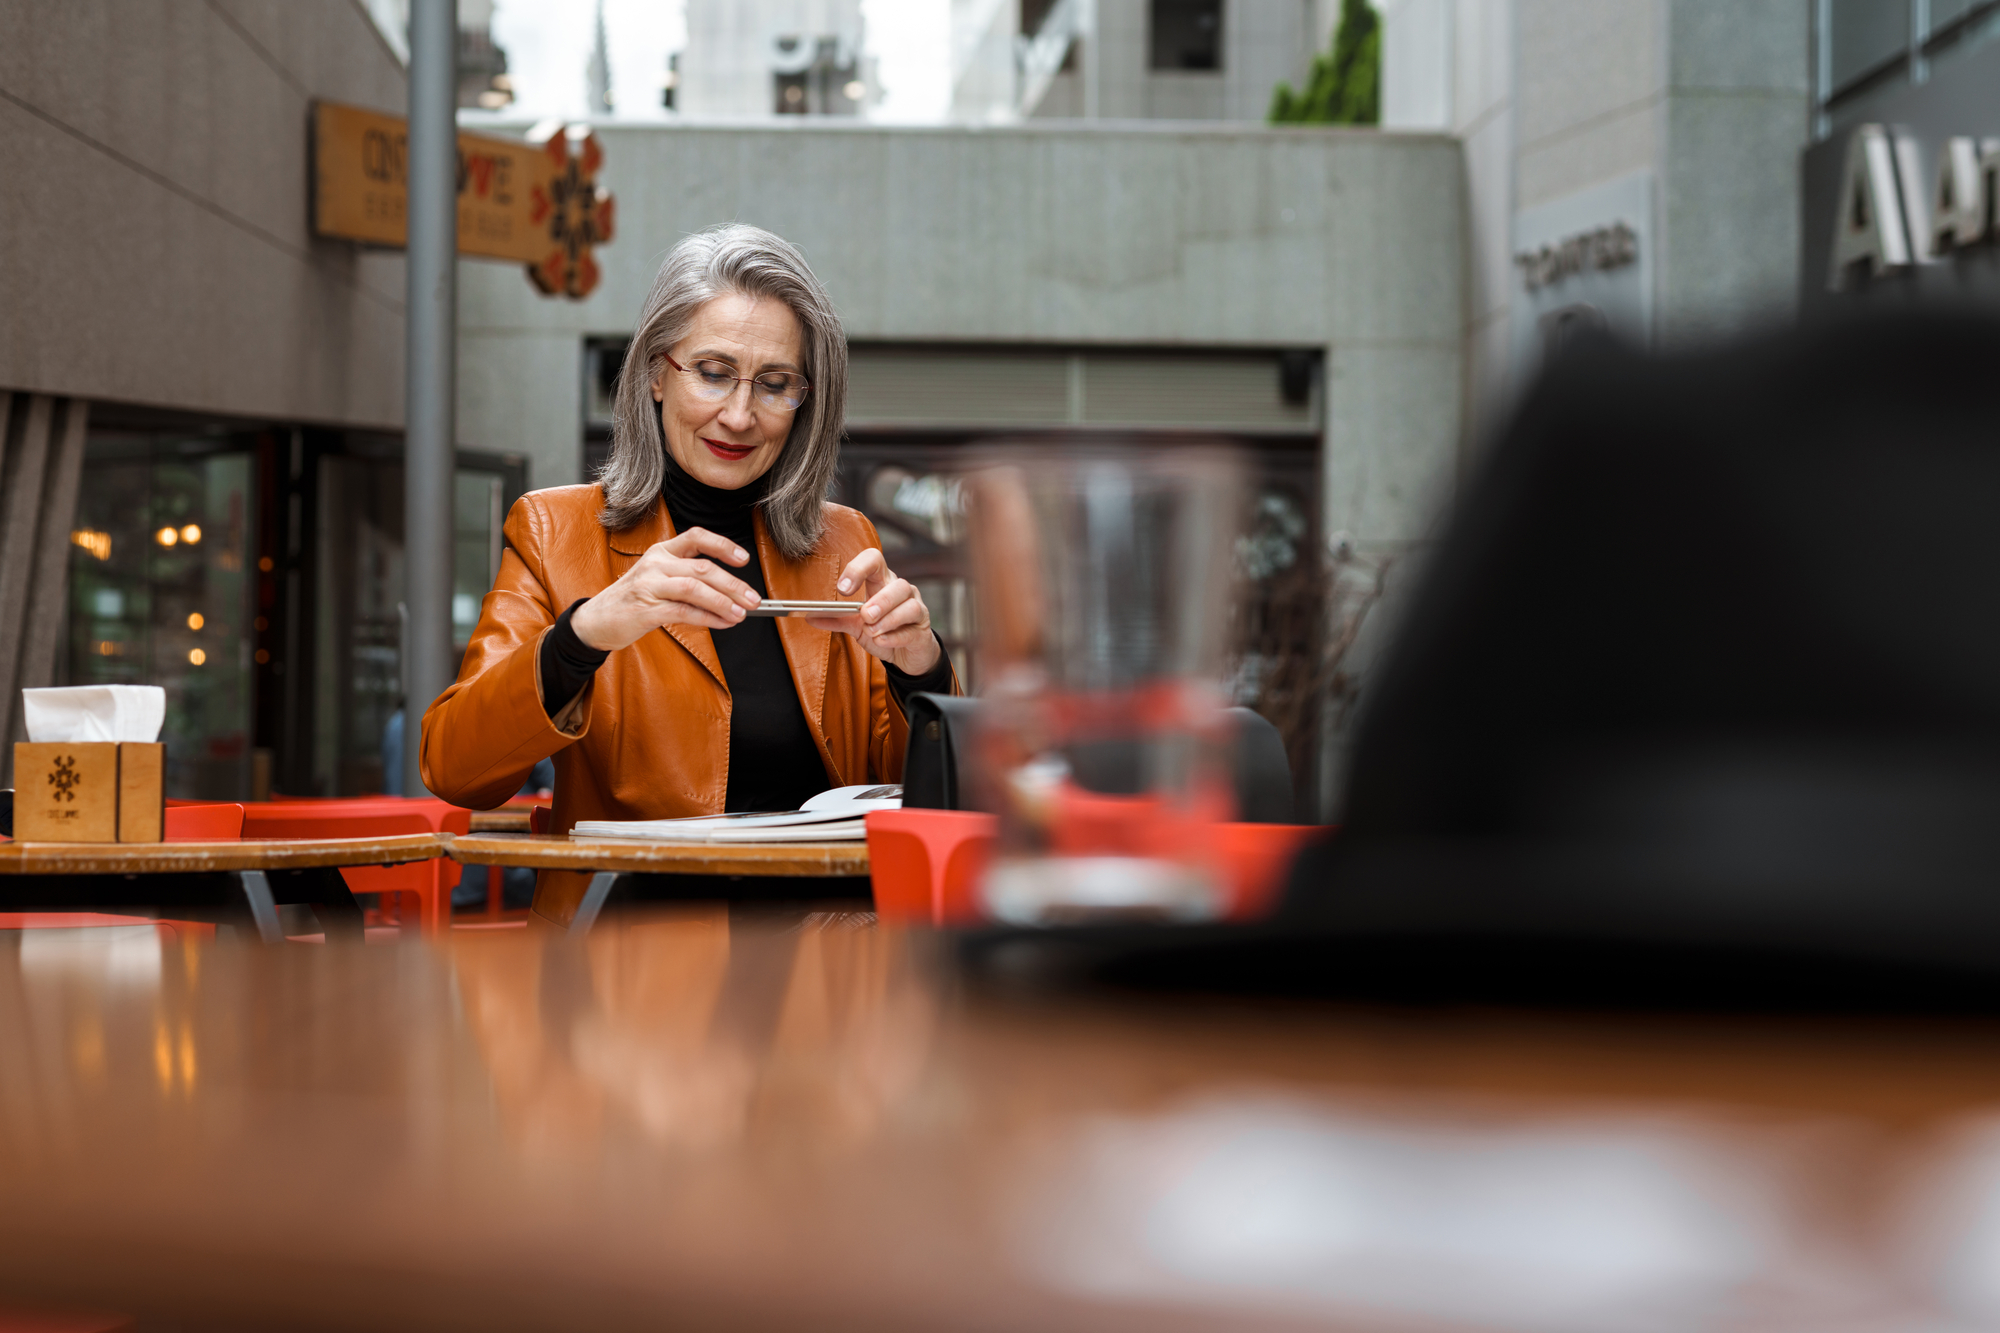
[239, 798, 470, 934]
[865, 810, 1328, 926]
[866, 809, 996, 926]
[164, 802, 246, 842]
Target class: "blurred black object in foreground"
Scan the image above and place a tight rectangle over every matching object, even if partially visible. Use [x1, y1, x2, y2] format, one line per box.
[962, 311, 2000, 1010]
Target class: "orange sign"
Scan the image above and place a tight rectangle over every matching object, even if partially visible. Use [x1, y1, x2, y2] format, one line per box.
[310, 100, 615, 299]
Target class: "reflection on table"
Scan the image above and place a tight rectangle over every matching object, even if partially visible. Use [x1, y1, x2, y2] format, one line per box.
[7, 914, 2000, 1329]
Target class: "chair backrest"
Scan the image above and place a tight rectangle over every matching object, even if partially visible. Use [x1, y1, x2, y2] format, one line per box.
[164, 803, 245, 841]
[241, 797, 471, 839]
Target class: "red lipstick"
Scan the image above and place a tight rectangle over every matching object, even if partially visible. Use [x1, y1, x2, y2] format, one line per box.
[702, 437, 755, 462]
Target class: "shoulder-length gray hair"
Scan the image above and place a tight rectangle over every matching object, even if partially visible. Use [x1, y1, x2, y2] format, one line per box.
[599, 223, 847, 559]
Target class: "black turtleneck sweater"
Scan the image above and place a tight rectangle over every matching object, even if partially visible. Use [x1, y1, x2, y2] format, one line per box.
[538, 455, 953, 812]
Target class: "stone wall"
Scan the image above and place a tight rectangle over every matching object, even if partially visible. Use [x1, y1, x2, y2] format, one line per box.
[0, 0, 409, 430]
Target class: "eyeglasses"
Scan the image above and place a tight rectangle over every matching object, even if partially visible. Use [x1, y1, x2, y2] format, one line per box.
[663, 354, 811, 413]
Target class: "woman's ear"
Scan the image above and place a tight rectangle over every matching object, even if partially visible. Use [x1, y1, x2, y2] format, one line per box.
[650, 356, 667, 403]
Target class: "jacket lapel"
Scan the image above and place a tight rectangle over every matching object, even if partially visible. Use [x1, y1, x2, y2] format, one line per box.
[608, 497, 726, 690]
[757, 512, 832, 741]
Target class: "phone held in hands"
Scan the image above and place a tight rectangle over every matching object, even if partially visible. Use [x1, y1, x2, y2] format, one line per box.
[745, 600, 863, 618]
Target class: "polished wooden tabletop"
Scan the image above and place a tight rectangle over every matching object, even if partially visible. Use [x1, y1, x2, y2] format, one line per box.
[449, 831, 870, 877]
[6, 911, 2000, 1329]
[0, 833, 448, 874]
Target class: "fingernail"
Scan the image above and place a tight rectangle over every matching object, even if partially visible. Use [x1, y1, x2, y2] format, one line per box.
[837, 578, 852, 593]
[864, 605, 878, 621]
[734, 548, 746, 561]
[745, 592, 760, 606]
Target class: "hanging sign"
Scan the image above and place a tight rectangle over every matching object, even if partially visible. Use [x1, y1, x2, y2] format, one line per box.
[309, 100, 615, 299]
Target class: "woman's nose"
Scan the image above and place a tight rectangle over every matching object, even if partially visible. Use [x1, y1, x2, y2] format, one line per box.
[717, 382, 757, 429]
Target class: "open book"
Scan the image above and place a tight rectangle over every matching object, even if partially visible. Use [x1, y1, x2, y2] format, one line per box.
[568, 785, 901, 843]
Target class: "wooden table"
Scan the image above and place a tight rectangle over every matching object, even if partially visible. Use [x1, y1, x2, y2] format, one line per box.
[468, 810, 535, 833]
[0, 834, 449, 943]
[448, 833, 871, 930]
[4, 912, 2000, 1330]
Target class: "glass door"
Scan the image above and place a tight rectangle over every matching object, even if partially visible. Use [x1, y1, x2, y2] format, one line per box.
[306, 450, 524, 796]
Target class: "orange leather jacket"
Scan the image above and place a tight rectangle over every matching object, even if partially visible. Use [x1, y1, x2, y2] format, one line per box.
[421, 484, 948, 924]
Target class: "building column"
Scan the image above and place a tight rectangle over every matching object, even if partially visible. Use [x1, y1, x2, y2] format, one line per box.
[0, 391, 90, 785]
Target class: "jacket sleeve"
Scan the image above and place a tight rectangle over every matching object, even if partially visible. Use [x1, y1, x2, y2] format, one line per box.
[420, 495, 598, 809]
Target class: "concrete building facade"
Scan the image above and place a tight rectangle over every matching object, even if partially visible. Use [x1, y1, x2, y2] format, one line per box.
[1381, 0, 1812, 437]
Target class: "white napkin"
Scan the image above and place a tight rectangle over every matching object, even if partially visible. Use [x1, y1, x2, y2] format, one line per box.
[22, 686, 166, 744]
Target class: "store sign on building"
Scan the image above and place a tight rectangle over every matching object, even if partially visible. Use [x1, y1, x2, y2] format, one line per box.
[1825, 123, 1999, 288]
[1799, 38, 2000, 315]
[311, 101, 615, 299]
[1509, 171, 1654, 378]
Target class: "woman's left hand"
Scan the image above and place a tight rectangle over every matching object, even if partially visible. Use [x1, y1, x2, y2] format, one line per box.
[808, 548, 942, 676]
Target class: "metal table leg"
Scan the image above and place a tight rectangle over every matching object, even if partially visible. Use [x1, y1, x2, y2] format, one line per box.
[235, 871, 283, 944]
[569, 872, 623, 935]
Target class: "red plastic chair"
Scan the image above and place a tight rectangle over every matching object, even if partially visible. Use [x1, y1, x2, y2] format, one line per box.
[865, 809, 1328, 926]
[239, 798, 470, 934]
[866, 810, 996, 926]
[164, 802, 246, 842]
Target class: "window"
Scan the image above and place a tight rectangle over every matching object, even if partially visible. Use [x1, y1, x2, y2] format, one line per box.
[1150, 0, 1223, 71]
[67, 434, 257, 799]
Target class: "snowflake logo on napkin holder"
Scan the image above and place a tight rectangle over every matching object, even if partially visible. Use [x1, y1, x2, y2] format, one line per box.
[48, 755, 80, 803]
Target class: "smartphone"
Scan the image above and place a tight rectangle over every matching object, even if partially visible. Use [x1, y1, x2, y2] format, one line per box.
[744, 600, 864, 617]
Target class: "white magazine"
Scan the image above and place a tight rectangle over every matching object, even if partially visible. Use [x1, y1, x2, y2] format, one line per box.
[568, 785, 899, 842]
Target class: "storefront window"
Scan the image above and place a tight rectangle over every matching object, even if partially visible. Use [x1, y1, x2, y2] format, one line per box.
[67, 435, 256, 798]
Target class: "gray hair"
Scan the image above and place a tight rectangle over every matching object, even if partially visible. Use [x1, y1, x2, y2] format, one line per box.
[599, 224, 847, 559]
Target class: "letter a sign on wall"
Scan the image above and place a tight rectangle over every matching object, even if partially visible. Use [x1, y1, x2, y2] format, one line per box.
[310, 100, 615, 299]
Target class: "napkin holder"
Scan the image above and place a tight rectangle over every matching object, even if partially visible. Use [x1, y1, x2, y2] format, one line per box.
[10, 742, 165, 843]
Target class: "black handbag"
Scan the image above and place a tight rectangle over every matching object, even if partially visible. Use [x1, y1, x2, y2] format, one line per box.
[899, 693, 987, 810]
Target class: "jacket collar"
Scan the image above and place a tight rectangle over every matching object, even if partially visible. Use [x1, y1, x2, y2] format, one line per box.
[606, 495, 670, 557]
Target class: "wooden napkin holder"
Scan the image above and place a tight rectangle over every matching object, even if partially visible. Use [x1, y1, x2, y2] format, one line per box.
[11, 742, 165, 843]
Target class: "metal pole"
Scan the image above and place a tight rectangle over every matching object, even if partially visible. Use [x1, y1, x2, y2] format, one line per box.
[404, 0, 457, 799]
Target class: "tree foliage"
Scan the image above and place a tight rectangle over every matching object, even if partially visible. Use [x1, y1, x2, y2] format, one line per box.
[1269, 0, 1381, 125]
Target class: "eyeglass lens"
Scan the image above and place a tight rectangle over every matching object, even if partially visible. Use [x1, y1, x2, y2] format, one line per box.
[687, 359, 809, 410]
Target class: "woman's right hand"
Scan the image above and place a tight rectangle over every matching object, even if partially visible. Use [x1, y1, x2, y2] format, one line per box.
[568, 527, 760, 652]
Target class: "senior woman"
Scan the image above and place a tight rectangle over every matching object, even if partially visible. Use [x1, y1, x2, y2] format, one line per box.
[422, 224, 956, 925]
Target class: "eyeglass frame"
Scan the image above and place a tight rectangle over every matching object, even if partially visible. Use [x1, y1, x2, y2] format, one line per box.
[661, 353, 812, 413]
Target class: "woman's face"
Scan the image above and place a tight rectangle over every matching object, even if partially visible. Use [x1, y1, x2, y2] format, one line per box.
[651, 292, 805, 491]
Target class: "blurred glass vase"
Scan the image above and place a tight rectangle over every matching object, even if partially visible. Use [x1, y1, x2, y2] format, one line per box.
[965, 444, 1243, 926]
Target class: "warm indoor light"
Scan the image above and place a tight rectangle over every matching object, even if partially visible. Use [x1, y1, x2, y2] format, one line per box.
[186, 612, 204, 630]
[70, 529, 111, 561]
[180, 524, 202, 544]
[187, 648, 206, 666]
[255, 648, 270, 664]
[258, 556, 274, 572]
[155, 526, 177, 547]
